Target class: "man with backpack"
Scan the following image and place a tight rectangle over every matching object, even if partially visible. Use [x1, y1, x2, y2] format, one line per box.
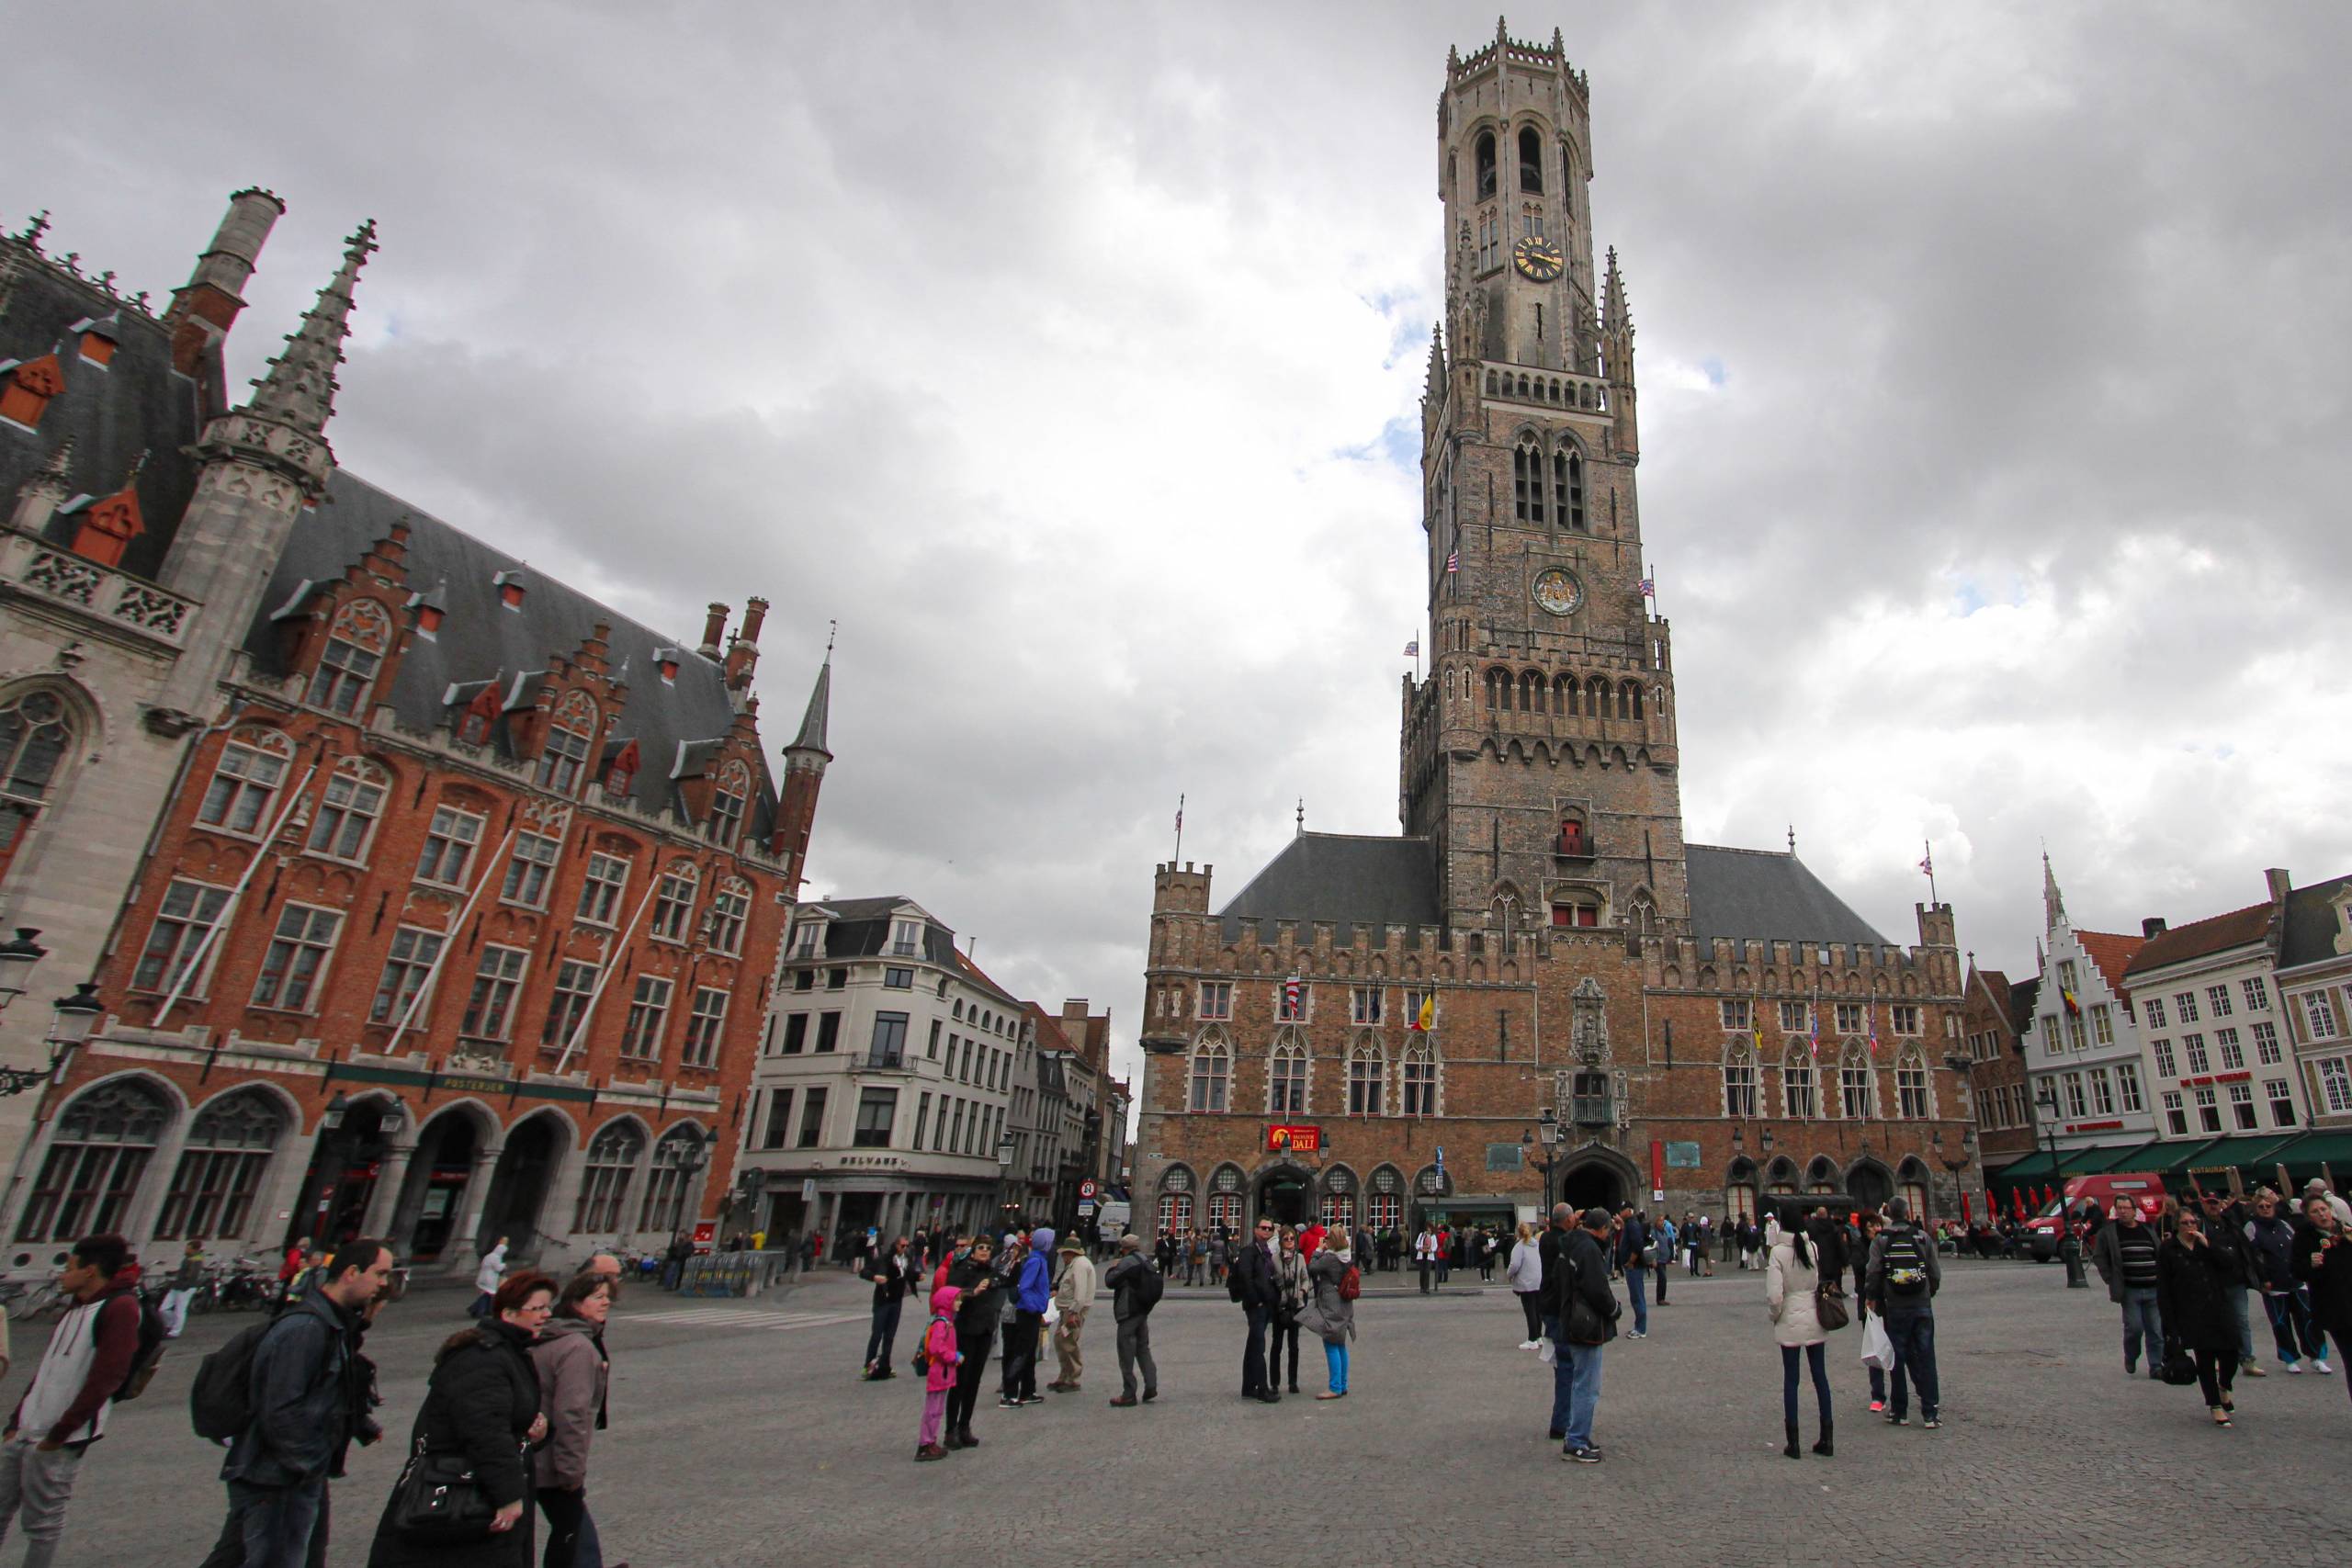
[1103, 1234, 1161, 1406]
[1865, 1198, 1943, 1429]
[0, 1234, 156, 1568]
[198, 1236, 392, 1568]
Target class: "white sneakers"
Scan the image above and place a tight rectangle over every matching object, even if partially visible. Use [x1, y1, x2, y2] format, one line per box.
[2317, 1359, 2335, 1374]
[1518, 1339, 1542, 1350]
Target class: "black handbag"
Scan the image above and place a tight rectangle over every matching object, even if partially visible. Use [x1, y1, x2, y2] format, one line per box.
[388, 1437, 498, 1543]
[2159, 1338, 2199, 1387]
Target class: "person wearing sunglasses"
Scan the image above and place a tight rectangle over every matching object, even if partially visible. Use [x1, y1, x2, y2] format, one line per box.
[1231, 1219, 1283, 1403]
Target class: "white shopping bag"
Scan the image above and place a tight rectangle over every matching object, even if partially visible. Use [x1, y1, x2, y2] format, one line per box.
[1860, 1313, 1894, 1371]
[1538, 1337, 1556, 1365]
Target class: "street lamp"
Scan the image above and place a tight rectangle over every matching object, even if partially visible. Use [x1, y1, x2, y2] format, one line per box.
[3, 978, 103, 1097]
[994, 1133, 1019, 1231]
[2032, 1080, 2089, 1288]
[0, 929, 47, 1007]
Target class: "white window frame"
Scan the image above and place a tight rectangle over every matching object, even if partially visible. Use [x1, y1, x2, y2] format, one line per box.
[502, 830, 561, 909]
[415, 806, 485, 888]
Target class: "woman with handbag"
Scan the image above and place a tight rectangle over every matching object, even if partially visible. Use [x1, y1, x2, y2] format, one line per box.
[1303, 1231, 1356, 1398]
[368, 1271, 554, 1567]
[530, 1273, 613, 1568]
[1766, 1224, 1835, 1459]
[2155, 1206, 2240, 1427]
[1272, 1226, 1311, 1395]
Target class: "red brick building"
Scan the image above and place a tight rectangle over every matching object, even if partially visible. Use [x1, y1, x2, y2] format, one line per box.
[1132, 26, 1976, 1240]
[1960, 963, 2040, 1182]
[0, 201, 830, 1275]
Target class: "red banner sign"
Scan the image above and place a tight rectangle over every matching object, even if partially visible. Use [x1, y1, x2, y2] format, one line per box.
[1267, 1124, 1322, 1153]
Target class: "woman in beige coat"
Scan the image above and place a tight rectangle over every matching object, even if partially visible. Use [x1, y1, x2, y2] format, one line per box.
[529, 1273, 613, 1568]
[1765, 1227, 1834, 1459]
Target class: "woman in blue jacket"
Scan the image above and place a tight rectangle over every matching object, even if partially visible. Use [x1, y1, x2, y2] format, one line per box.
[999, 1228, 1055, 1407]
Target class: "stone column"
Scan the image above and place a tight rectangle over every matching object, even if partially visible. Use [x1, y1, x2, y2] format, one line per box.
[448, 1145, 503, 1273]
[360, 1144, 416, 1240]
[120, 1115, 197, 1255]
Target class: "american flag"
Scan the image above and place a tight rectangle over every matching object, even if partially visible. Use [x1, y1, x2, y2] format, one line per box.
[1445, 549, 1459, 573]
[1403, 637, 1419, 658]
[1637, 577, 1655, 597]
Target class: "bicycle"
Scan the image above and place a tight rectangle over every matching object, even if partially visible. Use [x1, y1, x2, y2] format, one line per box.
[0, 1274, 67, 1322]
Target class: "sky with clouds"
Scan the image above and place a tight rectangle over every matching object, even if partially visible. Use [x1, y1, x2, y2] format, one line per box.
[14, 2, 2351, 1099]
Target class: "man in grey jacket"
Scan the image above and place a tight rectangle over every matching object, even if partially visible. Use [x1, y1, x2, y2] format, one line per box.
[1102, 1234, 1159, 1406]
[209, 1238, 394, 1568]
[1864, 1199, 1943, 1428]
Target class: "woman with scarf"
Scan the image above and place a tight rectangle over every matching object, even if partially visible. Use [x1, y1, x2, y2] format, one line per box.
[1272, 1225, 1311, 1395]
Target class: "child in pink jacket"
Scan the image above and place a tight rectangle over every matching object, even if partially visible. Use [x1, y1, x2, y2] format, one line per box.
[917, 1284, 963, 1460]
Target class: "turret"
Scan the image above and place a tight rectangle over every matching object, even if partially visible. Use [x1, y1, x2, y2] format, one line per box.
[163, 188, 285, 394]
[771, 639, 833, 897]
[1601, 247, 1639, 457]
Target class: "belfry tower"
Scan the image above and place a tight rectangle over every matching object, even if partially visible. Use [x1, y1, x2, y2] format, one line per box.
[1399, 19, 1687, 940]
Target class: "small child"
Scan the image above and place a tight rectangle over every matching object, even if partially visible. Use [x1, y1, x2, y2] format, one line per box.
[916, 1284, 963, 1460]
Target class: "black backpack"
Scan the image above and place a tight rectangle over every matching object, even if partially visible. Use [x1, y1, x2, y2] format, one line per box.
[1883, 1228, 1931, 1298]
[189, 1316, 284, 1440]
[1128, 1264, 1165, 1314]
[107, 1293, 171, 1404]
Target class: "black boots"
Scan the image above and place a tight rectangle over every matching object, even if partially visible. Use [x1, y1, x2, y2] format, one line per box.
[1784, 1420, 1802, 1460]
[1813, 1421, 1834, 1458]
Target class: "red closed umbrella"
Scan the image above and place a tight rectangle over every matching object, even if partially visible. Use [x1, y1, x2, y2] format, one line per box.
[2042, 1184, 2057, 1208]
[2012, 1190, 2028, 1221]
[1960, 1191, 1973, 1224]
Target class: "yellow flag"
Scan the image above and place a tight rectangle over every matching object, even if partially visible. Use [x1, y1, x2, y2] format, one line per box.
[1416, 993, 1436, 1032]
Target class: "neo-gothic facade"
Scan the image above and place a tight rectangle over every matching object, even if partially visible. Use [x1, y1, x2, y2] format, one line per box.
[1133, 24, 1977, 1240]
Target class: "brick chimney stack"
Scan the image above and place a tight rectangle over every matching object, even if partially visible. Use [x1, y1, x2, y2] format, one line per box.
[725, 594, 767, 694]
[163, 187, 285, 391]
[699, 603, 729, 659]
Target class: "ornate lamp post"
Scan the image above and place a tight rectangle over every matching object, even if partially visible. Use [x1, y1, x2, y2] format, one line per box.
[2032, 1081, 2089, 1288]
[995, 1133, 1020, 1235]
[2, 973, 104, 1097]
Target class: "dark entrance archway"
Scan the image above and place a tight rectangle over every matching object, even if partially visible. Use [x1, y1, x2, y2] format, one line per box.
[286, 1096, 396, 1252]
[1257, 1167, 1313, 1227]
[479, 1114, 563, 1258]
[1847, 1161, 1893, 1212]
[1558, 1158, 1626, 1214]
[396, 1111, 483, 1263]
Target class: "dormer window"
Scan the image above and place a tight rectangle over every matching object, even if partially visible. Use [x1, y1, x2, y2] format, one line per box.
[492, 569, 526, 611]
[306, 601, 390, 716]
[71, 319, 119, 367]
[654, 649, 681, 685]
[66, 482, 143, 570]
[537, 692, 597, 795]
[603, 740, 639, 806]
[457, 684, 500, 746]
[0, 355, 64, 430]
[705, 759, 748, 848]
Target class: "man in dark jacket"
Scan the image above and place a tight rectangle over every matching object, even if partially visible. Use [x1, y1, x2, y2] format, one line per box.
[1865, 1198, 1942, 1427]
[210, 1237, 393, 1568]
[2090, 1203, 2165, 1377]
[862, 1235, 917, 1381]
[1616, 1209, 1652, 1338]
[1102, 1234, 1159, 1406]
[1547, 1208, 1619, 1462]
[1231, 1216, 1283, 1402]
[2245, 1190, 2330, 1372]
[1535, 1203, 1577, 1438]
[944, 1238, 1001, 1449]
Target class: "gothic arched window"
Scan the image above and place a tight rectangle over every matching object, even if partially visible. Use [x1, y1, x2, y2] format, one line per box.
[1513, 444, 1545, 524]
[307, 599, 390, 716]
[574, 1120, 646, 1234]
[0, 687, 76, 877]
[1401, 1042, 1437, 1117]
[1347, 1041, 1385, 1116]
[155, 1089, 285, 1240]
[1519, 126, 1544, 193]
[1189, 1040, 1229, 1112]
[1475, 130, 1498, 200]
[1896, 1045, 1931, 1119]
[639, 1123, 705, 1233]
[1269, 1033, 1307, 1115]
[1781, 1042, 1817, 1120]
[305, 757, 388, 863]
[1840, 1042, 1876, 1119]
[197, 728, 293, 837]
[537, 691, 598, 795]
[17, 1077, 172, 1241]
[1366, 1165, 1404, 1233]
[1157, 1165, 1195, 1237]
[1554, 450, 1584, 531]
[1723, 1039, 1758, 1117]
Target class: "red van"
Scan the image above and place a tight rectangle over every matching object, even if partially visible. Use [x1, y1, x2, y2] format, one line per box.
[2020, 1173, 2165, 1261]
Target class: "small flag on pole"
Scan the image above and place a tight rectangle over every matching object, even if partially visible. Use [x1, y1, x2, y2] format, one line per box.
[1918, 849, 1934, 876]
[1808, 1003, 1821, 1059]
[1283, 976, 1303, 1019]
[1868, 1021, 1881, 1057]
[1637, 577, 1655, 597]
[1413, 992, 1435, 1032]
[1174, 803, 1182, 833]
[1445, 549, 1458, 573]
[1403, 637, 1419, 658]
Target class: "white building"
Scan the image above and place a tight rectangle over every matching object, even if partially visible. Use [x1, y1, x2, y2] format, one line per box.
[2022, 858, 2158, 1161]
[741, 897, 1031, 1247]
[2121, 871, 2313, 1145]
[2277, 872, 2352, 1130]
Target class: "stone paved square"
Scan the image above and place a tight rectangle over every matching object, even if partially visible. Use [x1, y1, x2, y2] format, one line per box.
[4, 1258, 2346, 1567]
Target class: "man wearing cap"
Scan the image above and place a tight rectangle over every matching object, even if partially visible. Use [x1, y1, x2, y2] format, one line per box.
[1548, 1207, 1620, 1462]
[1047, 1235, 1097, 1393]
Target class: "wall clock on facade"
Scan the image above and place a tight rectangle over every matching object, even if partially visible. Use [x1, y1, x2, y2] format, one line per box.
[1513, 234, 1566, 282]
[1532, 568, 1583, 615]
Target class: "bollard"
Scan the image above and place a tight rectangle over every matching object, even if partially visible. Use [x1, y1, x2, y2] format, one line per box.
[2060, 1230, 2089, 1289]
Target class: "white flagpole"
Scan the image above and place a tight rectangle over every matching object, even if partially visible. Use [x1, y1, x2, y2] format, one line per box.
[154, 760, 321, 1026]
[382, 825, 518, 1053]
[552, 874, 664, 1076]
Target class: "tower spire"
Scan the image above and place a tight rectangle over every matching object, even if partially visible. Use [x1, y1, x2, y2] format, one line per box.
[789, 627, 833, 758]
[244, 220, 376, 437]
[2041, 849, 2067, 934]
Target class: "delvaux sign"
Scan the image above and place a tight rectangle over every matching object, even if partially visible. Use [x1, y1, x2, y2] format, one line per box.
[1267, 1124, 1322, 1153]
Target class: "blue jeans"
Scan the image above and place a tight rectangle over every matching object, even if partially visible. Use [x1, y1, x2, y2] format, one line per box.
[2263, 1288, 2327, 1364]
[1624, 1267, 1649, 1333]
[1543, 1315, 1572, 1434]
[219, 1477, 323, 1568]
[865, 1295, 903, 1371]
[2120, 1286, 2163, 1371]
[1562, 1340, 1605, 1450]
[1782, 1342, 1831, 1428]
[1323, 1339, 1350, 1393]
[2227, 1287, 2254, 1362]
[1884, 1310, 1939, 1419]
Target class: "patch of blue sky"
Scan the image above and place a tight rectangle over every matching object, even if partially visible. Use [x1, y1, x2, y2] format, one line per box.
[1330, 416, 1421, 472]
[1701, 355, 1726, 388]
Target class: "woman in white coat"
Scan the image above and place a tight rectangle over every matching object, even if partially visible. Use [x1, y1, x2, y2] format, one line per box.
[1507, 1222, 1546, 1348]
[1766, 1225, 1834, 1459]
[471, 1235, 509, 1318]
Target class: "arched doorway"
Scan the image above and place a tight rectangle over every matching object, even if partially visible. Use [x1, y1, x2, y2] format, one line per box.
[1257, 1165, 1312, 1227]
[286, 1095, 398, 1251]
[1847, 1160, 1892, 1212]
[479, 1113, 564, 1258]
[398, 1110, 483, 1263]
[1557, 1154, 1628, 1214]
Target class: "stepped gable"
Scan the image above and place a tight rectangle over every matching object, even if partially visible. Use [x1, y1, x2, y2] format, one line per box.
[242, 468, 776, 833]
[1685, 843, 1889, 947]
[1214, 830, 1443, 944]
[0, 240, 202, 581]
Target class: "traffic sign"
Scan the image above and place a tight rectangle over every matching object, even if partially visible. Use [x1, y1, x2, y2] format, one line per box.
[1079, 1178, 1099, 1199]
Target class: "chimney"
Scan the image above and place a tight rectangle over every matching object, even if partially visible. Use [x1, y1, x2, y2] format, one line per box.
[740, 595, 769, 644]
[2265, 867, 2292, 904]
[164, 187, 285, 381]
[699, 603, 729, 658]
[2143, 917, 2168, 939]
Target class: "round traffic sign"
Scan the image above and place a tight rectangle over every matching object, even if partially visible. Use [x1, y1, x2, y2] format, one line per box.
[1079, 1179, 1099, 1199]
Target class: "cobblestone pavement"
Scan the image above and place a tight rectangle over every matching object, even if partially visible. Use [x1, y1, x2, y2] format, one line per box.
[7, 1260, 2347, 1566]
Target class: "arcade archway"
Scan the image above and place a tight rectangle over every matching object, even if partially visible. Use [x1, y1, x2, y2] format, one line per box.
[1257, 1166, 1313, 1227]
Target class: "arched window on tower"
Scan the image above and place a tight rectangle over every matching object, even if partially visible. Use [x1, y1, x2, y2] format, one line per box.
[1475, 131, 1498, 200]
[1554, 451, 1584, 531]
[1189, 1039, 1230, 1112]
[1347, 1041, 1385, 1116]
[1513, 445, 1545, 524]
[0, 687, 77, 882]
[1519, 126, 1544, 193]
[1521, 671, 1542, 713]
[1269, 1032, 1307, 1115]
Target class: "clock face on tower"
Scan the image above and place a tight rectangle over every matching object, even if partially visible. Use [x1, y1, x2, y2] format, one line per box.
[1532, 568, 1584, 616]
[1513, 234, 1566, 282]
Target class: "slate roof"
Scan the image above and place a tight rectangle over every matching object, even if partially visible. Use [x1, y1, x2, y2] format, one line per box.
[950, 947, 1022, 1010]
[796, 896, 960, 968]
[2278, 873, 2352, 969]
[1216, 831, 1442, 942]
[2123, 900, 2275, 977]
[0, 247, 204, 582]
[1684, 844, 1890, 947]
[243, 471, 776, 837]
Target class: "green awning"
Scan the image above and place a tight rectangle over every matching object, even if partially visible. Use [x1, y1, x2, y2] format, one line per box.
[2138, 1137, 2227, 1175]
[2175, 1133, 2304, 1183]
[1988, 1150, 2058, 1184]
[2070, 1140, 2164, 1174]
[2276, 1130, 2352, 1180]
